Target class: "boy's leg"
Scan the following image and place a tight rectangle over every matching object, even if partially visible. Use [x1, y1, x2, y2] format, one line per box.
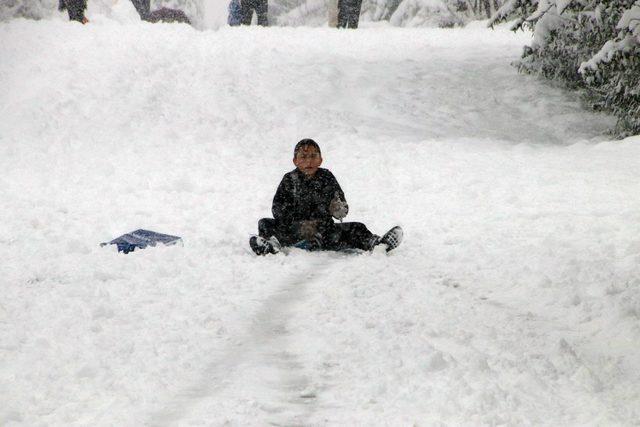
[347, 0, 362, 28]
[258, 218, 277, 239]
[256, 0, 268, 26]
[330, 222, 379, 251]
[337, 0, 348, 28]
[251, 218, 283, 255]
[258, 218, 298, 246]
[240, 0, 254, 25]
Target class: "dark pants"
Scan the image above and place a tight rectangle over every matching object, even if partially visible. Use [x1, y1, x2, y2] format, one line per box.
[241, 0, 268, 26]
[258, 218, 376, 251]
[130, 0, 150, 20]
[337, 0, 362, 28]
[60, 0, 87, 22]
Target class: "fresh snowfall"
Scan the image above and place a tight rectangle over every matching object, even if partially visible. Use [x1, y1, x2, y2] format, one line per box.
[1, 4, 640, 427]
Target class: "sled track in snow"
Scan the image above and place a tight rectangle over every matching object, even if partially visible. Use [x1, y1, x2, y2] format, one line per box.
[147, 258, 331, 426]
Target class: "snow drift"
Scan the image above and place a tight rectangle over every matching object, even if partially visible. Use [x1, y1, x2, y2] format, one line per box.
[1, 14, 639, 426]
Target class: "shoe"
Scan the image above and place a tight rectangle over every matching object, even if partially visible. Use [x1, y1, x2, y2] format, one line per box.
[249, 236, 281, 256]
[380, 226, 403, 252]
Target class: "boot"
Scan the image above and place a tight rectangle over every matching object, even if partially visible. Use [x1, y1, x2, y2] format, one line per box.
[380, 226, 403, 252]
[249, 235, 281, 255]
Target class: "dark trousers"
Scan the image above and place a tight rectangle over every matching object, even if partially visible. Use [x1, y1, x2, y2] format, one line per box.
[337, 0, 362, 28]
[258, 218, 376, 251]
[130, 0, 150, 19]
[60, 0, 86, 22]
[241, 0, 268, 26]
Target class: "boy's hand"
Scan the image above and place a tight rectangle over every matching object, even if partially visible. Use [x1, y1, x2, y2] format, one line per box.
[329, 194, 348, 220]
[299, 220, 319, 240]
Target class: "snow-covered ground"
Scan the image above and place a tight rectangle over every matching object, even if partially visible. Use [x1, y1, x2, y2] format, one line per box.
[1, 15, 640, 426]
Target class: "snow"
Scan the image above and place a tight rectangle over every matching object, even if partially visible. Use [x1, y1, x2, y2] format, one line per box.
[390, 0, 462, 28]
[619, 3, 640, 33]
[527, 0, 566, 49]
[277, 0, 331, 27]
[556, 0, 572, 15]
[2, 14, 640, 426]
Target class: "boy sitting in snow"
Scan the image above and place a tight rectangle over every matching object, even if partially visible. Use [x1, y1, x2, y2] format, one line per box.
[250, 139, 402, 255]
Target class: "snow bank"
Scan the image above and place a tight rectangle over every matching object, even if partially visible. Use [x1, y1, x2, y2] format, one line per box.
[390, 0, 463, 27]
[277, 0, 330, 27]
[0, 0, 58, 21]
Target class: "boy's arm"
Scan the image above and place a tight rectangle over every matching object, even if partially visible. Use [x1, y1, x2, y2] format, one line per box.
[328, 172, 349, 219]
[272, 174, 295, 224]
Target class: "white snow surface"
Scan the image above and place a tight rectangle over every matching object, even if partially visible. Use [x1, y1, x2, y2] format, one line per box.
[2, 17, 640, 426]
[390, 0, 461, 28]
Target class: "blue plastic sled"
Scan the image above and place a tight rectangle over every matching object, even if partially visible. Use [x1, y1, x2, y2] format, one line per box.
[101, 229, 182, 254]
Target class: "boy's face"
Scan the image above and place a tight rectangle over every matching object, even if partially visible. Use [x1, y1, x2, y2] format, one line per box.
[293, 145, 323, 177]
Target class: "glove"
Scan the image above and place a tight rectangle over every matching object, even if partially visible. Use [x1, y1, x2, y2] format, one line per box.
[299, 220, 320, 240]
[329, 193, 348, 220]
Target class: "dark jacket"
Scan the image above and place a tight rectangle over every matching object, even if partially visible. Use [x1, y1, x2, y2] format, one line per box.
[272, 168, 348, 232]
[147, 7, 191, 24]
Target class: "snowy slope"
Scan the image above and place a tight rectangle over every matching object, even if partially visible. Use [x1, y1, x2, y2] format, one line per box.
[1, 16, 640, 426]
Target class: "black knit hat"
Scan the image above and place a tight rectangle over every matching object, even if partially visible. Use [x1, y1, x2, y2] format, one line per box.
[294, 138, 321, 157]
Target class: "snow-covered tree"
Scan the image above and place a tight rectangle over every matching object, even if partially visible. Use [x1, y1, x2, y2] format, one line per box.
[389, 0, 465, 27]
[580, 3, 640, 136]
[491, 0, 640, 137]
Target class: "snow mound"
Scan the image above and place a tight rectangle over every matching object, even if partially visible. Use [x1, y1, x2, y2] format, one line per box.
[1, 18, 638, 426]
[390, 0, 463, 27]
